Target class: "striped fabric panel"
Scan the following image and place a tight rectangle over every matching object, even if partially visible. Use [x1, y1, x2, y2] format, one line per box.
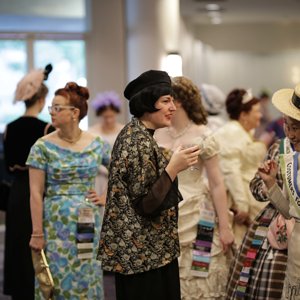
[248, 246, 287, 299]
[226, 141, 287, 300]
[226, 205, 287, 299]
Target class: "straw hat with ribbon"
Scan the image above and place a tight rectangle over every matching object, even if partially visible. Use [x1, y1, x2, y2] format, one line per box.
[272, 83, 300, 121]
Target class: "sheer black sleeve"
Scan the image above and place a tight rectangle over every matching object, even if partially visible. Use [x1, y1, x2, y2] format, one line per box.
[135, 170, 182, 217]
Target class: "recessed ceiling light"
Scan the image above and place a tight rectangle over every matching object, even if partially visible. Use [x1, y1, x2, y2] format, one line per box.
[206, 3, 220, 11]
[208, 11, 221, 17]
[211, 16, 222, 24]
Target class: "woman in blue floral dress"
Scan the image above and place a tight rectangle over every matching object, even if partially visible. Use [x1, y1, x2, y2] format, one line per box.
[27, 82, 110, 299]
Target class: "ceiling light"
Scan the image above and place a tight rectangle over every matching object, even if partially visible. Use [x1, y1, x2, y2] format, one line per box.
[162, 52, 183, 77]
[206, 3, 220, 11]
[208, 11, 221, 17]
[211, 16, 222, 24]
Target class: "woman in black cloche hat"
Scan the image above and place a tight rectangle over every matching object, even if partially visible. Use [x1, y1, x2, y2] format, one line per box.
[98, 70, 201, 300]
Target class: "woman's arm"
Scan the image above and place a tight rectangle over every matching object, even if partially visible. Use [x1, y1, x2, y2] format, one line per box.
[258, 159, 291, 219]
[86, 188, 107, 206]
[205, 155, 234, 252]
[29, 168, 46, 251]
[267, 183, 291, 219]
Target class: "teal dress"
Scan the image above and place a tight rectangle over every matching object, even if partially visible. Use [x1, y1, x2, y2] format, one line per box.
[26, 136, 110, 300]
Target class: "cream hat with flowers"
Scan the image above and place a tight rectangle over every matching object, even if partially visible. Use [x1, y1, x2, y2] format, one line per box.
[272, 83, 300, 121]
[14, 64, 52, 103]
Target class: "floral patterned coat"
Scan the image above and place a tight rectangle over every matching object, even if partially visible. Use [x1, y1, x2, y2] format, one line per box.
[98, 118, 181, 274]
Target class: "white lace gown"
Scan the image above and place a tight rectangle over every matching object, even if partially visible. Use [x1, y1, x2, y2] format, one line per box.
[155, 125, 232, 300]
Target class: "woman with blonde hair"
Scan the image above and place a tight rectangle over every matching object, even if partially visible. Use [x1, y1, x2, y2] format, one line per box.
[155, 76, 234, 299]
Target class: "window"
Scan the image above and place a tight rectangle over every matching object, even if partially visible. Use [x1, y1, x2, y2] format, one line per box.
[0, 0, 87, 33]
[0, 0, 88, 132]
[0, 37, 87, 132]
[34, 39, 87, 129]
[0, 40, 27, 132]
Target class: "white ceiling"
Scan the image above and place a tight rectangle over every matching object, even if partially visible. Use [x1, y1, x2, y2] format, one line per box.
[180, 0, 300, 52]
[1, 0, 299, 26]
[180, 0, 300, 25]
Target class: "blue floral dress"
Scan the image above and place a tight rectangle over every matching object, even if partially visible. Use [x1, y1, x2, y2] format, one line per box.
[26, 136, 110, 300]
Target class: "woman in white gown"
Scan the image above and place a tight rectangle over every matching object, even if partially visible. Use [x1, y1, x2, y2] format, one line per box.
[214, 89, 267, 246]
[155, 76, 234, 300]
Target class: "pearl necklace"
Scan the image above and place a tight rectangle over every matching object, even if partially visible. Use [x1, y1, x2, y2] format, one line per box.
[167, 121, 192, 139]
[58, 129, 82, 144]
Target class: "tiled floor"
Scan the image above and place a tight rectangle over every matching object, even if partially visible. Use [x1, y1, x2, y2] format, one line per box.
[0, 219, 116, 300]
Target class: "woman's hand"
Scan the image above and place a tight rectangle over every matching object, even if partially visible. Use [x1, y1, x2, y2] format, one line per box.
[219, 227, 234, 253]
[166, 145, 201, 180]
[29, 235, 45, 251]
[234, 210, 250, 225]
[86, 189, 106, 206]
[258, 159, 278, 189]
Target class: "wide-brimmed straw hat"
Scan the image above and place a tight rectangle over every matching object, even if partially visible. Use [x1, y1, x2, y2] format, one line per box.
[272, 83, 300, 121]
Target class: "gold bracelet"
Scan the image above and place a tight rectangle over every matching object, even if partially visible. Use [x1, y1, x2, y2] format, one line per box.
[31, 233, 44, 238]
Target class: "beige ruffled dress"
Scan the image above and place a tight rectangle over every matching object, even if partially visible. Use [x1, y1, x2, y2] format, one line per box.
[178, 134, 231, 299]
[155, 126, 232, 299]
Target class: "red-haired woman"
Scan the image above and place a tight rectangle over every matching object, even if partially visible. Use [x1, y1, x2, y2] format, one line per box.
[27, 82, 110, 299]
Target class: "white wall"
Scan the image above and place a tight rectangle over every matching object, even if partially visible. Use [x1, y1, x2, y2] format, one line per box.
[177, 19, 300, 120]
[180, 20, 300, 105]
[86, 0, 128, 125]
[126, 0, 180, 81]
[183, 45, 300, 119]
[200, 49, 300, 95]
[194, 23, 300, 53]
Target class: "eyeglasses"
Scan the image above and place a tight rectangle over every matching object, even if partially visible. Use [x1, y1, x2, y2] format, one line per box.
[48, 105, 76, 113]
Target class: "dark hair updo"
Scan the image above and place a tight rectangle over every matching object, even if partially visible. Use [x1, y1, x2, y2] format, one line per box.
[55, 82, 89, 120]
[226, 88, 260, 120]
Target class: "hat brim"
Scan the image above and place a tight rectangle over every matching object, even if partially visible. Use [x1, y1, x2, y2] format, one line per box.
[272, 88, 300, 121]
